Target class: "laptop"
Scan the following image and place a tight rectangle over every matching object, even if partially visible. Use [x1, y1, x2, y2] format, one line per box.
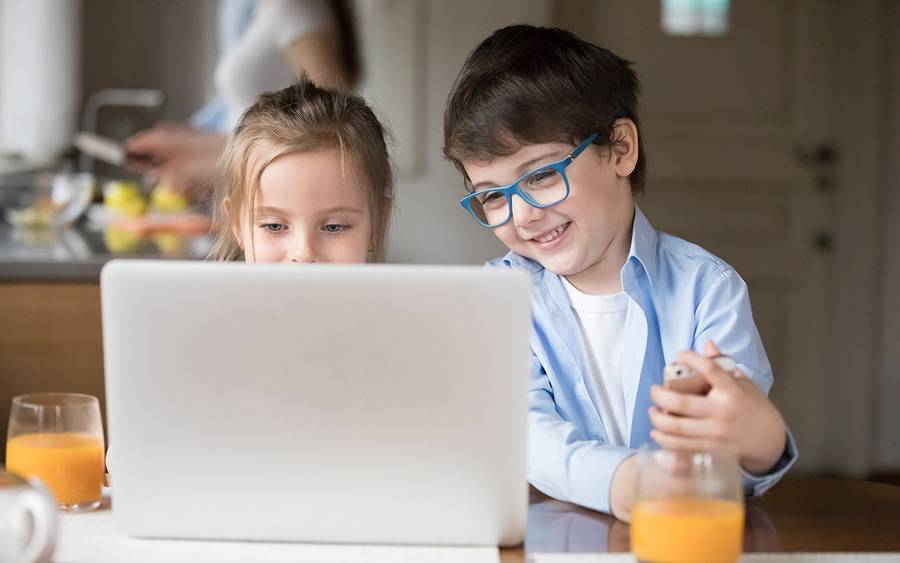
[100, 260, 530, 546]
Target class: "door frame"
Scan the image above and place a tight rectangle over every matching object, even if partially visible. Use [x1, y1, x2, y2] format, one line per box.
[826, 0, 888, 476]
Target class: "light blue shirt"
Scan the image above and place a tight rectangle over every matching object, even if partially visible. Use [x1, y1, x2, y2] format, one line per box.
[191, 0, 258, 132]
[487, 206, 798, 513]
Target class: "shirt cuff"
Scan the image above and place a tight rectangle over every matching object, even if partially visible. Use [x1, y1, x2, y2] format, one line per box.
[565, 446, 636, 514]
[741, 427, 798, 496]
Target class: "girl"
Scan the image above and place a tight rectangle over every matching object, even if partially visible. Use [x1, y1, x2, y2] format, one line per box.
[208, 76, 393, 263]
[106, 78, 393, 481]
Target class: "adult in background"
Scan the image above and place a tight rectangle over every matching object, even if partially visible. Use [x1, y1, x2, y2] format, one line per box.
[127, 0, 359, 200]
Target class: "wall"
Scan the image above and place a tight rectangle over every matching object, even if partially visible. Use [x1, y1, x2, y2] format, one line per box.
[80, 0, 217, 133]
[874, 0, 900, 471]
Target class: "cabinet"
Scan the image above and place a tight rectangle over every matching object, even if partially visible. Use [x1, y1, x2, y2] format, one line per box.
[0, 282, 105, 462]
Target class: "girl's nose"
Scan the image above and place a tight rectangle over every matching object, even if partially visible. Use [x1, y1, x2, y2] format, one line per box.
[286, 236, 317, 264]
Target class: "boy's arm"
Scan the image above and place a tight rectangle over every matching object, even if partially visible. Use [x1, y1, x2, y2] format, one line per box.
[527, 354, 637, 515]
[691, 268, 798, 494]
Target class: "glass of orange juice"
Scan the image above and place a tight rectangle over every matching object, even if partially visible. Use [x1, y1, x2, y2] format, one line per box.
[631, 448, 744, 563]
[6, 393, 105, 513]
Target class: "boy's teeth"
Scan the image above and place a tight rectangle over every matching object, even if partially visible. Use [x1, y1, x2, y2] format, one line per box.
[535, 223, 567, 243]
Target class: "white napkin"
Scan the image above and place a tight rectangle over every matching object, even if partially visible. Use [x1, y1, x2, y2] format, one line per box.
[54, 506, 499, 563]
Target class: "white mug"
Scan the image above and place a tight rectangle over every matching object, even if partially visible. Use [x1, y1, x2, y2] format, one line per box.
[0, 471, 57, 563]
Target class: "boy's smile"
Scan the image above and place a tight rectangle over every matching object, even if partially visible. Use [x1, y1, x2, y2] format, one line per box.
[529, 221, 570, 246]
[463, 137, 636, 294]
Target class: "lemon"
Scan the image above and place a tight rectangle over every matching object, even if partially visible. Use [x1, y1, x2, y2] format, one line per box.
[122, 197, 149, 217]
[150, 185, 189, 213]
[104, 227, 142, 253]
[153, 232, 186, 255]
[104, 181, 148, 217]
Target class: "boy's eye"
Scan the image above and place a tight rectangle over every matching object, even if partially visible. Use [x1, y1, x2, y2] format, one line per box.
[322, 224, 347, 233]
[526, 169, 559, 188]
[261, 223, 286, 233]
[477, 191, 504, 205]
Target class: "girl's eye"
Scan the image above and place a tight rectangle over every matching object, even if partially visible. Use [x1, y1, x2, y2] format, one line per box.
[322, 224, 347, 233]
[261, 223, 286, 233]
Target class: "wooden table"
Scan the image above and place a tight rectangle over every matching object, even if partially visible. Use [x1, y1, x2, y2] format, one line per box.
[499, 478, 900, 562]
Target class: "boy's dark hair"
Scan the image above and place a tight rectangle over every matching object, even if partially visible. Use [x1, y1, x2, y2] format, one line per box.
[443, 25, 646, 195]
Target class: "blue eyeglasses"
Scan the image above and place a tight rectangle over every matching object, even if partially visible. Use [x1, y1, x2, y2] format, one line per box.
[459, 132, 599, 228]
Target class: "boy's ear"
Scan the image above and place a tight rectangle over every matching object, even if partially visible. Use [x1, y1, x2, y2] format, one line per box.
[611, 118, 639, 179]
[223, 196, 244, 250]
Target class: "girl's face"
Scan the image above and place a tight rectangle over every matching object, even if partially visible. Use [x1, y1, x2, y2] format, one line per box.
[238, 148, 373, 263]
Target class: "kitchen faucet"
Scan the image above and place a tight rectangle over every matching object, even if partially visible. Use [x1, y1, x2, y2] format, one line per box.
[79, 88, 166, 173]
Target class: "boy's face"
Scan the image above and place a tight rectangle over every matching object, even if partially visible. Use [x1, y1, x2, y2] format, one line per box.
[462, 139, 635, 280]
[238, 148, 373, 264]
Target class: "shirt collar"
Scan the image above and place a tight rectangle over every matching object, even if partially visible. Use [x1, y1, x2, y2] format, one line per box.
[500, 249, 543, 273]
[499, 205, 659, 284]
[626, 206, 659, 286]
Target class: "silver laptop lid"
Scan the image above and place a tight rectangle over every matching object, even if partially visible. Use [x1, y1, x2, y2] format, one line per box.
[101, 260, 530, 546]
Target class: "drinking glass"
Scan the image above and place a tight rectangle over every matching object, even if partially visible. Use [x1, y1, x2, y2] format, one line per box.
[6, 393, 105, 512]
[631, 448, 744, 563]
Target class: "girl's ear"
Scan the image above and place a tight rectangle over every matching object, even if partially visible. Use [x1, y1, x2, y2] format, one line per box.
[223, 196, 244, 250]
[611, 118, 639, 179]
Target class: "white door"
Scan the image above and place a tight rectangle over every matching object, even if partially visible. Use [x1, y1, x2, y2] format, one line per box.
[556, 0, 837, 471]
[355, 0, 551, 265]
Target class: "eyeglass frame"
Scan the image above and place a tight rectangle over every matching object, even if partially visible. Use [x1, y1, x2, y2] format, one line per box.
[459, 132, 600, 228]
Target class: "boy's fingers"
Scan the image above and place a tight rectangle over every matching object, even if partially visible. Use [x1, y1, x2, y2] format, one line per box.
[649, 407, 718, 438]
[650, 430, 719, 452]
[676, 350, 739, 391]
[704, 340, 721, 357]
[650, 385, 714, 417]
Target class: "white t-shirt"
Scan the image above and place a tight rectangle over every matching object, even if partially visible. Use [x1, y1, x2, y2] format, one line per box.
[214, 0, 336, 130]
[560, 277, 630, 446]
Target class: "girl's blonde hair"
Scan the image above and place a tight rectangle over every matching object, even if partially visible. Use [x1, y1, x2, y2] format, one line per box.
[208, 77, 393, 262]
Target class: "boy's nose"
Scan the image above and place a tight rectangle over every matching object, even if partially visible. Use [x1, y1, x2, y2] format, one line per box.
[510, 194, 544, 227]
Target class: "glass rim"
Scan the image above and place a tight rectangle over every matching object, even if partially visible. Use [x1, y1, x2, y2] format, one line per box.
[12, 392, 99, 409]
[637, 447, 741, 474]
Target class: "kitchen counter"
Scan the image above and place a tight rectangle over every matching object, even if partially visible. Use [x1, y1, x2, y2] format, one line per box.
[0, 217, 211, 445]
[0, 220, 211, 282]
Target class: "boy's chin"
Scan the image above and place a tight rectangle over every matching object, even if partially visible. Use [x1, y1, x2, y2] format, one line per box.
[536, 257, 584, 277]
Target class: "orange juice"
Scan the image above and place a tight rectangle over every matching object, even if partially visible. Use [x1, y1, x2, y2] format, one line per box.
[631, 497, 744, 563]
[6, 432, 104, 506]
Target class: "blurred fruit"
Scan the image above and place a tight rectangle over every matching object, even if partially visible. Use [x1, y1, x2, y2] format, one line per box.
[104, 181, 147, 217]
[103, 227, 142, 253]
[8, 207, 53, 228]
[150, 184, 189, 213]
[152, 232, 186, 255]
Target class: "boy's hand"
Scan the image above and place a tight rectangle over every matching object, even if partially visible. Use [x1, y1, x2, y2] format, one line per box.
[610, 454, 638, 522]
[648, 341, 787, 475]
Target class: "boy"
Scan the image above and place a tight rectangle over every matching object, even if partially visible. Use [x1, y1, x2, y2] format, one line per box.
[443, 25, 797, 521]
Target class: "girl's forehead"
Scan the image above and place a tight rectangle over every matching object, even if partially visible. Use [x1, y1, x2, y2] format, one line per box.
[246, 150, 372, 217]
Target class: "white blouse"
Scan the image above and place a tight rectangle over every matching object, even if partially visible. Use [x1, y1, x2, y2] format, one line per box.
[214, 0, 335, 130]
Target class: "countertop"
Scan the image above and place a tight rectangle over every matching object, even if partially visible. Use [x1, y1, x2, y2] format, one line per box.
[0, 220, 211, 282]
